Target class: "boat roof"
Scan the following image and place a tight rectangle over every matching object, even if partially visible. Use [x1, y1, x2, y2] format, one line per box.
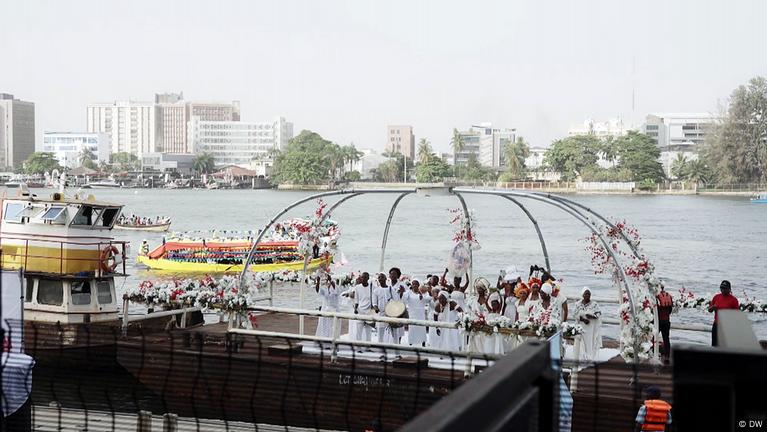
[4, 193, 122, 208]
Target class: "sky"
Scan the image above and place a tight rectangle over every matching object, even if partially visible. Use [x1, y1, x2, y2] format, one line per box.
[1, 0, 766, 152]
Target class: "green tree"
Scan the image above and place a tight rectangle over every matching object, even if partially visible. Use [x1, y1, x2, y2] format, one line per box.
[79, 147, 97, 169]
[613, 131, 665, 182]
[23, 152, 61, 174]
[110, 152, 140, 172]
[502, 136, 530, 180]
[272, 130, 341, 184]
[704, 76, 767, 183]
[544, 135, 602, 181]
[341, 144, 363, 174]
[343, 170, 362, 182]
[417, 138, 433, 164]
[415, 155, 451, 183]
[192, 152, 216, 174]
[684, 159, 714, 184]
[459, 154, 496, 181]
[670, 154, 689, 180]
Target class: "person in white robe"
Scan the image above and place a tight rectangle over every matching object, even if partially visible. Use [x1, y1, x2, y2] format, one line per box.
[435, 290, 463, 352]
[371, 273, 394, 343]
[402, 279, 429, 346]
[387, 267, 407, 344]
[314, 274, 341, 339]
[573, 287, 602, 361]
[548, 281, 569, 323]
[351, 272, 374, 343]
[466, 279, 490, 353]
[427, 287, 442, 348]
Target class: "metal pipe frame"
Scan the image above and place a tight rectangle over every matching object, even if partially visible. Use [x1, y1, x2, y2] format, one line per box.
[378, 192, 415, 272]
[499, 195, 551, 271]
[452, 188, 643, 357]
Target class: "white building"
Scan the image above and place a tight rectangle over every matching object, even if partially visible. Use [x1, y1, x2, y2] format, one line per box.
[643, 113, 716, 177]
[453, 123, 516, 168]
[0, 93, 35, 169]
[524, 147, 547, 169]
[87, 101, 156, 156]
[568, 117, 629, 138]
[189, 117, 293, 167]
[155, 92, 241, 153]
[350, 148, 390, 179]
[43, 132, 111, 169]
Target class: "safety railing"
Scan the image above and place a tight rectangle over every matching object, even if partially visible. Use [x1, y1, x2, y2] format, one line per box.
[0, 235, 128, 277]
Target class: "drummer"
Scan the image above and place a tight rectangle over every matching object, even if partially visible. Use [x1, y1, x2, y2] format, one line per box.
[372, 273, 394, 343]
[351, 272, 374, 343]
[387, 267, 407, 344]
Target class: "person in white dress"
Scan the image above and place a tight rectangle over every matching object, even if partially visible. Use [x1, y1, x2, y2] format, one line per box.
[435, 290, 463, 352]
[351, 272, 374, 343]
[314, 274, 341, 339]
[427, 286, 442, 348]
[372, 273, 394, 343]
[573, 287, 602, 361]
[548, 280, 569, 323]
[387, 267, 407, 344]
[528, 284, 561, 326]
[515, 288, 531, 323]
[402, 279, 429, 346]
[467, 278, 490, 317]
[526, 283, 542, 313]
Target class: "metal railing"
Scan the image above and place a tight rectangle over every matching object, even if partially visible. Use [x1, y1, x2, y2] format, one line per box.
[1, 235, 128, 277]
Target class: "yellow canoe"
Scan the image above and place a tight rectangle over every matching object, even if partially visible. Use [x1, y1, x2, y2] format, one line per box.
[136, 254, 331, 274]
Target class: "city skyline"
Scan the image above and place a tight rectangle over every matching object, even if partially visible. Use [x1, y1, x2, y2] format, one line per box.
[2, 0, 766, 153]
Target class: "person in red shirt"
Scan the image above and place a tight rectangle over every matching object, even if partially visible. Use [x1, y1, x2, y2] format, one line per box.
[655, 284, 673, 363]
[707, 280, 739, 346]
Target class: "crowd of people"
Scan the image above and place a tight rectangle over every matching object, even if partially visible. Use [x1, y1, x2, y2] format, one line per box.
[312, 265, 604, 359]
[117, 214, 170, 226]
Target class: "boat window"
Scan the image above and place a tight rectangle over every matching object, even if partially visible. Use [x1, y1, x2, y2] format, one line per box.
[97, 281, 112, 304]
[98, 208, 120, 227]
[37, 280, 64, 306]
[71, 281, 92, 305]
[72, 205, 96, 226]
[40, 206, 66, 222]
[3, 202, 25, 222]
[24, 278, 34, 302]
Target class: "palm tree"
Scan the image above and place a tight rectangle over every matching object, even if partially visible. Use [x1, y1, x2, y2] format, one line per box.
[684, 159, 711, 184]
[79, 147, 96, 167]
[417, 138, 433, 164]
[671, 154, 689, 180]
[192, 152, 216, 174]
[342, 144, 363, 173]
[450, 128, 465, 155]
[503, 137, 531, 179]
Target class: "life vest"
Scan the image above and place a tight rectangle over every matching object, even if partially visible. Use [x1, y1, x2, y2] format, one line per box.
[641, 399, 672, 431]
[657, 291, 673, 308]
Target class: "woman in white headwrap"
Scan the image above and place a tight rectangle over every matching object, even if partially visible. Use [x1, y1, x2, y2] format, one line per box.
[573, 287, 602, 361]
[427, 286, 442, 348]
[435, 290, 463, 352]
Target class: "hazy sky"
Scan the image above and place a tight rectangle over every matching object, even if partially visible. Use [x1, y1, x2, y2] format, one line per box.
[2, 0, 766, 152]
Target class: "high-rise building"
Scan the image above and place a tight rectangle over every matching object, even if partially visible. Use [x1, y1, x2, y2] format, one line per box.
[0, 93, 35, 169]
[189, 117, 293, 167]
[154, 93, 241, 154]
[453, 123, 515, 168]
[87, 101, 156, 157]
[386, 125, 415, 159]
[642, 113, 717, 176]
[43, 132, 111, 169]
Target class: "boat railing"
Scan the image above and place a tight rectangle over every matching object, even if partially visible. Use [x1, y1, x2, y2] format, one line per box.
[1, 235, 129, 277]
[120, 296, 201, 336]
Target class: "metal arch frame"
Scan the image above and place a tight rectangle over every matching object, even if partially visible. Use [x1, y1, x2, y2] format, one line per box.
[378, 192, 415, 272]
[500, 195, 551, 271]
[452, 188, 643, 352]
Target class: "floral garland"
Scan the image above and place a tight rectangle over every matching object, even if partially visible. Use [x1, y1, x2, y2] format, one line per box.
[673, 288, 767, 313]
[459, 313, 583, 338]
[585, 220, 659, 363]
[448, 208, 480, 249]
[126, 275, 252, 312]
[294, 199, 341, 259]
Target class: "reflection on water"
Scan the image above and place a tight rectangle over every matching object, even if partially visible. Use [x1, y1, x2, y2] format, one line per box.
[36, 188, 767, 342]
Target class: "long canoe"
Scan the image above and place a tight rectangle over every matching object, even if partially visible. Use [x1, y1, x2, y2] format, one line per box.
[136, 254, 331, 273]
[115, 222, 172, 232]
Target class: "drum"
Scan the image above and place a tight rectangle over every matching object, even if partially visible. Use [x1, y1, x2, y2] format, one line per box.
[384, 300, 409, 328]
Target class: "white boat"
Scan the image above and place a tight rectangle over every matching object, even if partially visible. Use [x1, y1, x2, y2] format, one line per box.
[86, 180, 122, 189]
[4, 180, 26, 188]
[751, 192, 767, 204]
[115, 221, 172, 232]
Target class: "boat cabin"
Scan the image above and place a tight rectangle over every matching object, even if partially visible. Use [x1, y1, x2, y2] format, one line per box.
[1, 189, 127, 324]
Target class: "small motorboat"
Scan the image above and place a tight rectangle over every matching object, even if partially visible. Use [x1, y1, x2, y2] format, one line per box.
[751, 192, 767, 203]
[86, 180, 122, 189]
[115, 221, 172, 232]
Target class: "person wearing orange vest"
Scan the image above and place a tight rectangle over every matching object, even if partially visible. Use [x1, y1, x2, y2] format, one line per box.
[635, 386, 672, 432]
[656, 284, 674, 363]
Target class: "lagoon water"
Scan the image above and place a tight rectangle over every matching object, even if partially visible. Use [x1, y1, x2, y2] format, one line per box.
[65, 188, 767, 342]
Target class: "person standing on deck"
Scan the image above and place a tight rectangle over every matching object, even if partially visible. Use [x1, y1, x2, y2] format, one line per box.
[427, 285, 442, 348]
[387, 267, 407, 344]
[403, 279, 429, 346]
[549, 281, 568, 323]
[634, 386, 672, 432]
[314, 274, 340, 340]
[435, 290, 463, 352]
[656, 284, 674, 362]
[352, 272, 374, 343]
[371, 273, 392, 343]
[573, 287, 602, 361]
[707, 280, 739, 346]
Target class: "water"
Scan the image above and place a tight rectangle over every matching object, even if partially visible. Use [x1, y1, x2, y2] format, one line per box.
[71, 188, 767, 341]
